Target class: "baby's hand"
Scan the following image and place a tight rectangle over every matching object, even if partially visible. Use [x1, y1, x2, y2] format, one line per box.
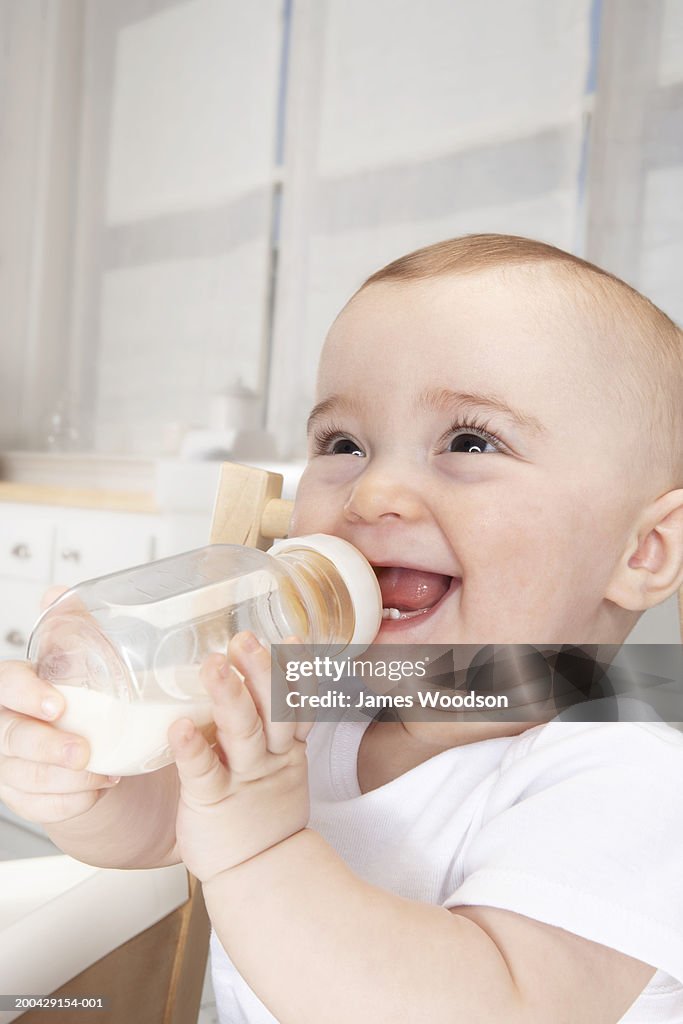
[0, 586, 121, 826]
[168, 633, 311, 884]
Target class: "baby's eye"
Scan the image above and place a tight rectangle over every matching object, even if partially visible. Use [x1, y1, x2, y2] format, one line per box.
[330, 437, 364, 456]
[312, 426, 365, 457]
[442, 418, 505, 455]
[449, 431, 497, 455]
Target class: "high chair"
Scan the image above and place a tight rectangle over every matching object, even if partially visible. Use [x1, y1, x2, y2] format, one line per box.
[14, 463, 294, 1024]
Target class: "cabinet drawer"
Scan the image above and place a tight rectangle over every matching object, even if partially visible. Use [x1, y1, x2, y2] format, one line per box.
[54, 517, 156, 587]
[0, 518, 54, 582]
[0, 581, 47, 659]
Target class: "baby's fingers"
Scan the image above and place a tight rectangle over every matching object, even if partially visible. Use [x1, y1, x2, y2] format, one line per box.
[0, 661, 66, 723]
[40, 584, 70, 612]
[202, 652, 275, 773]
[0, 756, 118, 794]
[225, 633, 297, 756]
[0, 782, 107, 825]
[169, 719, 229, 806]
[0, 709, 90, 769]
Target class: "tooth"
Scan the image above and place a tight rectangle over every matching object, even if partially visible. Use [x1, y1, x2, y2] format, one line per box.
[382, 607, 402, 619]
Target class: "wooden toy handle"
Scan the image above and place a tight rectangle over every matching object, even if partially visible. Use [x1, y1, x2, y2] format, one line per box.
[260, 498, 294, 540]
[210, 462, 293, 549]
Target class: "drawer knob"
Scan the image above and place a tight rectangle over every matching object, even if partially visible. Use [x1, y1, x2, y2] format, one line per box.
[10, 543, 31, 560]
[4, 630, 26, 648]
[61, 549, 81, 563]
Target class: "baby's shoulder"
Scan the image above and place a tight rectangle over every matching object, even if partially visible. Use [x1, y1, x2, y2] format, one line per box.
[504, 715, 683, 794]
[469, 718, 683, 862]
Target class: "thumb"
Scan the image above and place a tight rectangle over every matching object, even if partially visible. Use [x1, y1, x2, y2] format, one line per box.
[40, 584, 71, 611]
[294, 719, 315, 743]
[168, 719, 229, 806]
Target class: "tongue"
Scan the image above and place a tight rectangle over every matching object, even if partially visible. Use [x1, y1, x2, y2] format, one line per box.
[374, 567, 451, 612]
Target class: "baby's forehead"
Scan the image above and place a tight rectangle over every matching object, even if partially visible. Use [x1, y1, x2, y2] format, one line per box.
[320, 264, 640, 440]
[320, 255, 681, 493]
[347, 262, 607, 325]
[328, 263, 614, 367]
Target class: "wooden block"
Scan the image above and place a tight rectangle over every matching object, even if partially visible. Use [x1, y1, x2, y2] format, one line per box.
[209, 463, 284, 549]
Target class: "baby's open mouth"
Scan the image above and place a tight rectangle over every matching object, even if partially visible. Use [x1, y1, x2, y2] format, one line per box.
[373, 566, 455, 621]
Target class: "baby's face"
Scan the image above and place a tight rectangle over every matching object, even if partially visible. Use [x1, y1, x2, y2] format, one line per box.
[290, 271, 643, 645]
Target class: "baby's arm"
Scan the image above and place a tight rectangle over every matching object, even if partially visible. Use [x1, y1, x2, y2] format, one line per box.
[170, 636, 655, 1024]
[205, 832, 653, 1023]
[45, 765, 180, 869]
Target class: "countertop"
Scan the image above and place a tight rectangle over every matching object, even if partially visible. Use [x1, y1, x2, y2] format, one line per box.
[0, 452, 306, 513]
[0, 451, 158, 511]
[0, 481, 157, 513]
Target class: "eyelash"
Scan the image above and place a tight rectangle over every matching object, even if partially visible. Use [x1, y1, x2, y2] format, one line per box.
[311, 416, 507, 455]
[311, 422, 363, 456]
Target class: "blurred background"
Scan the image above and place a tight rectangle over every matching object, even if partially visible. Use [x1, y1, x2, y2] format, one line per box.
[0, 0, 681, 647]
[2, 0, 682, 457]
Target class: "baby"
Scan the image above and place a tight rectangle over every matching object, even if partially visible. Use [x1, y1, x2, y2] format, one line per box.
[1, 234, 682, 1023]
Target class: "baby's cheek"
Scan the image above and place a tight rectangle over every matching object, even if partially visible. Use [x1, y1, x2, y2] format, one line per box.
[462, 518, 574, 607]
[288, 482, 331, 536]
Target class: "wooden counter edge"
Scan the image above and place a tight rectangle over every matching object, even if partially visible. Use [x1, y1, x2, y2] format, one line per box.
[0, 482, 158, 514]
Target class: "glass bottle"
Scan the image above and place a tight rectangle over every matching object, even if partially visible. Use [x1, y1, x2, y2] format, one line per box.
[27, 535, 381, 776]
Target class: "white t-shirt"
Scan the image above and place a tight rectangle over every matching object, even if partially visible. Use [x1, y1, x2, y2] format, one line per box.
[211, 706, 683, 1023]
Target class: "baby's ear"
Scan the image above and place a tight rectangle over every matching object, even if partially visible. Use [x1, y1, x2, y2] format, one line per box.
[605, 489, 683, 611]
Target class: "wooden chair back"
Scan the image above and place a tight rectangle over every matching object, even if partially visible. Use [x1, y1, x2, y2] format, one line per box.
[16, 874, 209, 1024]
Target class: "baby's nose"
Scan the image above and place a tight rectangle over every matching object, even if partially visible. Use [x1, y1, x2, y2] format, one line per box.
[343, 464, 426, 525]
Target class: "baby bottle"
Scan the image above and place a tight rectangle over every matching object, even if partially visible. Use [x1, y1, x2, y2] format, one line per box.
[27, 535, 382, 776]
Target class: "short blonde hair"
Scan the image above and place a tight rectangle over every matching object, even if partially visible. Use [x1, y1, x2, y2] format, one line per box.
[360, 234, 683, 491]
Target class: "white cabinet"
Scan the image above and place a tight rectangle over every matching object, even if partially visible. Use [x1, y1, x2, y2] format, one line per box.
[0, 516, 55, 582]
[0, 580, 48, 658]
[0, 504, 162, 661]
[53, 515, 157, 587]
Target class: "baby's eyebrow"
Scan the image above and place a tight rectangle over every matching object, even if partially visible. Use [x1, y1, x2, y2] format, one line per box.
[419, 388, 547, 436]
[307, 394, 363, 434]
[306, 389, 547, 436]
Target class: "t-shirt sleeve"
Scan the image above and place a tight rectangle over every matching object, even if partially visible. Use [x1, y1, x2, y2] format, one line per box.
[444, 720, 683, 983]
